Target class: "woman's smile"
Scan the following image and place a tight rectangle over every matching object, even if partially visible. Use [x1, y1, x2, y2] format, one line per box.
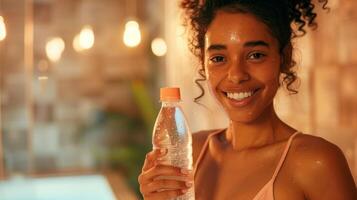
[222, 87, 261, 108]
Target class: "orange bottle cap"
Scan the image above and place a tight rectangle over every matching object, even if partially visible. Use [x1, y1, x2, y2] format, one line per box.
[160, 87, 181, 101]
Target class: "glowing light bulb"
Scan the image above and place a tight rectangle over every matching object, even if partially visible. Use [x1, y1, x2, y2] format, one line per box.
[46, 37, 65, 62]
[151, 38, 167, 57]
[0, 16, 7, 41]
[79, 25, 95, 50]
[123, 20, 141, 47]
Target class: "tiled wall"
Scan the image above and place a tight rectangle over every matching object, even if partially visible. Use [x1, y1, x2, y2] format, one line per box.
[0, 0, 163, 178]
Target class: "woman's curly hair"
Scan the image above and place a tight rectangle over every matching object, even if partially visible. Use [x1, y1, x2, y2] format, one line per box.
[180, 0, 329, 103]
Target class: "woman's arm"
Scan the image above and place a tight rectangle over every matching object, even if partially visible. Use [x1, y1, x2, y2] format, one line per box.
[293, 135, 356, 200]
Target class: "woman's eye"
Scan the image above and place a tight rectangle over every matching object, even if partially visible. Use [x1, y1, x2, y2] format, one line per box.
[248, 52, 266, 60]
[209, 56, 225, 63]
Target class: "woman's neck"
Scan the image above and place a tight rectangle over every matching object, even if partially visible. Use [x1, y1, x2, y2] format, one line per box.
[225, 104, 291, 151]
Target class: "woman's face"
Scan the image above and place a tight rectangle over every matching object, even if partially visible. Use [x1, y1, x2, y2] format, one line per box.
[204, 11, 282, 123]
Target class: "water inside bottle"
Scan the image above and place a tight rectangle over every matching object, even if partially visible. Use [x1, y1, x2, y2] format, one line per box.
[152, 103, 195, 200]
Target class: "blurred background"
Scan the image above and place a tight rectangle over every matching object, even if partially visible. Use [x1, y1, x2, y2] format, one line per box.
[0, 0, 356, 199]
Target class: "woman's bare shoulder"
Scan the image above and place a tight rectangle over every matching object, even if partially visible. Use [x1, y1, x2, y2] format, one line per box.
[292, 133, 342, 158]
[291, 133, 350, 175]
[290, 133, 356, 199]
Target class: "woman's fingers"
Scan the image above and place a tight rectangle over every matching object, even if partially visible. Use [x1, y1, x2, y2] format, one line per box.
[141, 178, 193, 195]
[139, 149, 194, 200]
[139, 164, 193, 184]
[142, 148, 167, 172]
[143, 188, 187, 200]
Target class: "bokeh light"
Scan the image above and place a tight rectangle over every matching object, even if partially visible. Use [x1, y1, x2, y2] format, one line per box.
[151, 38, 167, 57]
[0, 16, 7, 41]
[123, 20, 141, 47]
[46, 37, 65, 62]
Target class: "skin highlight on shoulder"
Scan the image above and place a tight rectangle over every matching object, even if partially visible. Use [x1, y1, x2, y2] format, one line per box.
[289, 134, 357, 199]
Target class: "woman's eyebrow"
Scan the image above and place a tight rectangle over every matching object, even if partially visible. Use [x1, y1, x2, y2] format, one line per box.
[206, 44, 226, 51]
[244, 40, 270, 48]
[206, 40, 269, 51]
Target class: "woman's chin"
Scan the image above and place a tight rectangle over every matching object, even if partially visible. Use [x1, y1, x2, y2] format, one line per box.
[226, 112, 260, 124]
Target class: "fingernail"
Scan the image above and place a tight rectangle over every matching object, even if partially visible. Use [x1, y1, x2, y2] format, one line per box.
[181, 189, 188, 193]
[160, 148, 166, 155]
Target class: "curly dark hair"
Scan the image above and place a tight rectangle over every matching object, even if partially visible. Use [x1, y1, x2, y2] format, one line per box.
[180, 0, 329, 103]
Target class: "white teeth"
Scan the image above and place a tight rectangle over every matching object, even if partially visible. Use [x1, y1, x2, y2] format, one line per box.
[226, 91, 254, 101]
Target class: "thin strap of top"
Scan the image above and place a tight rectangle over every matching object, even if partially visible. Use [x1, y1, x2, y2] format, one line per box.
[271, 131, 300, 180]
[193, 129, 223, 174]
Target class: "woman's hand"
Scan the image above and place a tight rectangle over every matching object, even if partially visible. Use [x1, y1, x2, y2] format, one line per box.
[138, 148, 194, 200]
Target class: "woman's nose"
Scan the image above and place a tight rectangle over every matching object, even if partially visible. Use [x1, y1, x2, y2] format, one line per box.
[227, 62, 250, 84]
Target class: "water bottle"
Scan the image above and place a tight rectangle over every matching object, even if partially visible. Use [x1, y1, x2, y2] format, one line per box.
[152, 87, 195, 200]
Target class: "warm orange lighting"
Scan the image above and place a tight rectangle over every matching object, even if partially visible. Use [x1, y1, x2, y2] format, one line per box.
[46, 37, 65, 62]
[72, 34, 84, 52]
[38, 76, 48, 80]
[151, 38, 167, 57]
[79, 25, 95, 49]
[0, 16, 6, 41]
[38, 59, 49, 72]
[73, 33, 82, 52]
[123, 20, 141, 47]
[73, 25, 95, 52]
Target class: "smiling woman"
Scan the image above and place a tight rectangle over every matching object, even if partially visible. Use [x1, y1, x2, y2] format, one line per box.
[137, 0, 357, 200]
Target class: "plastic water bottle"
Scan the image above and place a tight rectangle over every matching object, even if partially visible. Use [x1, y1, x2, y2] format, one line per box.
[152, 87, 195, 200]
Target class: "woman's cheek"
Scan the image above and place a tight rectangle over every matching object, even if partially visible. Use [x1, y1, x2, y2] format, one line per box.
[207, 67, 225, 79]
[262, 76, 280, 101]
[206, 70, 220, 92]
[207, 70, 222, 87]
